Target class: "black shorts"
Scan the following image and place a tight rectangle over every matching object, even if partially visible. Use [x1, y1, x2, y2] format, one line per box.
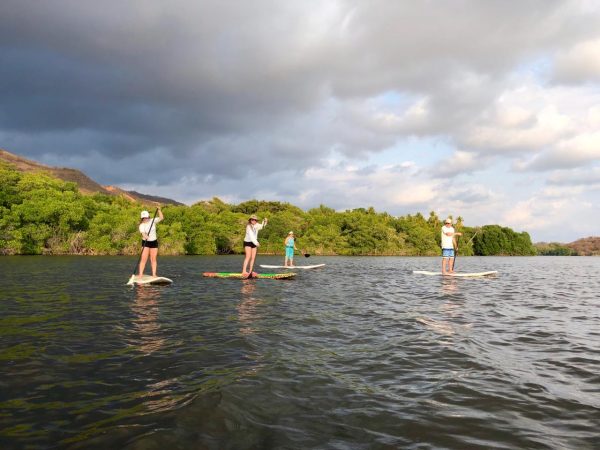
[142, 240, 159, 249]
[243, 241, 257, 248]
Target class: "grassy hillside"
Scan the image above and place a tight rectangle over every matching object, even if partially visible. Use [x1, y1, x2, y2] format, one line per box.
[0, 160, 538, 256]
[0, 149, 181, 206]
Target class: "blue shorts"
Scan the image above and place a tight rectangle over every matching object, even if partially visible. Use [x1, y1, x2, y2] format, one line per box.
[285, 247, 294, 258]
[442, 248, 455, 257]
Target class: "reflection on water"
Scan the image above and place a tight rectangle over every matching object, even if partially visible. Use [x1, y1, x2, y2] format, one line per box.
[441, 275, 459, 295]
[130, 286, 165, 355]
[416, 277, 470, 338]
[415, 316, 457, 336]
[129, 286, 184, 416]
[1, 255, 599, 449]
[238, 281, 261, 335]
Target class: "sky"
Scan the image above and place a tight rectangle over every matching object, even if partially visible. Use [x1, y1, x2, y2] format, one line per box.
[1, 0, 599, 242]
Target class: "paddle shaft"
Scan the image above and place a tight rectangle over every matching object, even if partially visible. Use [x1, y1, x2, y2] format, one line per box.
[131, 208, 158, 276]
[466, 228, 480, 246]
[453, 235, 460, 269]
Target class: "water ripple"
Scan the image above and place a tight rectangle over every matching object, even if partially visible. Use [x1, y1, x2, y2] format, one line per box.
[0, 256, 599, 449]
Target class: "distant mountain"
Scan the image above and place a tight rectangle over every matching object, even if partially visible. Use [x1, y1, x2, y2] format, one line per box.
[566, 237, 600, 256]
[0, 149, 183, 206]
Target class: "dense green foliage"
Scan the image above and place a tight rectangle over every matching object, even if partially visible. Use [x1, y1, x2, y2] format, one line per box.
[0, 162, 536, 256]
[472, 225, 537, 256]
[534, 242, 578, 256]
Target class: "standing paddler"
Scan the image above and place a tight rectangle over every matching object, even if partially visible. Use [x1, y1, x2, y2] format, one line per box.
[138, 206, 164, 278]
[242, 214, 267, 278]
[441, 217, 462, 275]
[284, 231, 298, 267]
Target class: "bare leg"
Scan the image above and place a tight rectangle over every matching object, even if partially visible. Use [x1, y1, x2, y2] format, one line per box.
[441, 257, 448, 275]
[242, 246, 252, 275]
[289, 257, 294, 267]
[448, 257, 455, 274]
[139, 247, 150, 276]
[150, 248, 158, 277]
[248, 247, 258, 274]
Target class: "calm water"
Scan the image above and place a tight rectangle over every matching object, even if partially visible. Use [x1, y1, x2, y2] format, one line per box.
[1, 256, 599, 449]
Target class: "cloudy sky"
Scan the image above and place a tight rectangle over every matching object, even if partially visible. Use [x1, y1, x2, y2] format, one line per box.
[1, 0, 599, 242]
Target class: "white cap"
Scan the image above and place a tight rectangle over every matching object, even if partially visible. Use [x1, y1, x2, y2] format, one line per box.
[444, 218, 452, 224]
[141, 210, 150, 219]
[288, 231, 294, 235]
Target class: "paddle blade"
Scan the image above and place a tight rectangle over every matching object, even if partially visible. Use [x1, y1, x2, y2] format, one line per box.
[126, 274, 136, 286]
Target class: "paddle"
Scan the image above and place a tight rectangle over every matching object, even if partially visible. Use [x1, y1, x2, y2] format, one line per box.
[453, 235, 460, 270]
[127, 208, 158, 285]
[465, 227, 480, 246]
[300, 248, 310, 257]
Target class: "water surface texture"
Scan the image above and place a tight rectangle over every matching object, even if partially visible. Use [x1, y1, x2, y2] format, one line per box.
[1, 256, 599, 449]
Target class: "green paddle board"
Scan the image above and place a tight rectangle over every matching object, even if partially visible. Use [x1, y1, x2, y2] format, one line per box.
[203, 272, 296, 279]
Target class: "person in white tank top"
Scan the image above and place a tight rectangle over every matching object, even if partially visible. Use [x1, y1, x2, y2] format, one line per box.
[138, 207, 163, 277]
[441, 218, 462, 274]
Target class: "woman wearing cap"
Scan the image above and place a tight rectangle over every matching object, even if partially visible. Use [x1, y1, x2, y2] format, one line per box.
[284, 231, 298, 267]
[441, 217, 462, 275]
[138, 207, 163, 277]
[242, 214, 267, 277]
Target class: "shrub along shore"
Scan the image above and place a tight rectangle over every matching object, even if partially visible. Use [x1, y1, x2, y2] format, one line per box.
[0, 162, 537, 256]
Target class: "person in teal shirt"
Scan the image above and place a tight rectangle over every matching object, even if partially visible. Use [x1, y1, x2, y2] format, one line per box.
[284, 231, 298, 267]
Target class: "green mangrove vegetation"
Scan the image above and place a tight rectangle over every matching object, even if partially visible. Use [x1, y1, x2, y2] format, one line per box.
[0, 162, 537, 256]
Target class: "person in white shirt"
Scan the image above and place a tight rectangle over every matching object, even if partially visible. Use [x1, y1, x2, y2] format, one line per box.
[138, 207, 163, 277]
[441, 217, 462, 275]
[242, 214, 267, 278]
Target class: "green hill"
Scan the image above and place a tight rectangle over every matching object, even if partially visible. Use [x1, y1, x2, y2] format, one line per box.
[0, 158, 537, 256]
[0, 149, 182, 206]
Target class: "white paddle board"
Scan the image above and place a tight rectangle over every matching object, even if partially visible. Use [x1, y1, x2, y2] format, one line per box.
[127, 275, 173, 285]
[259, 264, 326, 270]
[413, 270, 497, 277]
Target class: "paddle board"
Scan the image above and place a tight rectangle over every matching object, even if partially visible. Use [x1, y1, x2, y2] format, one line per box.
[203, 272, 296, 279]
[259, 264, 326, 270]
[413, 270, 498, 277]
[127, 275, 173, 285]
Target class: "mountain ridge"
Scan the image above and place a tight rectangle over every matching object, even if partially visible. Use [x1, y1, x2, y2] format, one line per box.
[0, 149, 183, 206]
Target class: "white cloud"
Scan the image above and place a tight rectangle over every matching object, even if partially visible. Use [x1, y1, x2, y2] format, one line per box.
[462, 97, 573, 154]
[553, 38, 600, 83]
[547, 166, 600, 186]
[430, 151, 490, 178]
[502, 186, 599, 241]
[517, 131, 600, 171]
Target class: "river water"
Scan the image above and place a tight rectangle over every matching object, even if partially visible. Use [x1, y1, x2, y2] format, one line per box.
[1, 256, 598, 449]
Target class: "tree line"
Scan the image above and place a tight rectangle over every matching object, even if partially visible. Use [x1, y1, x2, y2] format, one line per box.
[0, 162, 537, 256]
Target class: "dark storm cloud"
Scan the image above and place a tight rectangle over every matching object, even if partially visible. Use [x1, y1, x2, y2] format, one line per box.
[1, 0, 599, 208]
